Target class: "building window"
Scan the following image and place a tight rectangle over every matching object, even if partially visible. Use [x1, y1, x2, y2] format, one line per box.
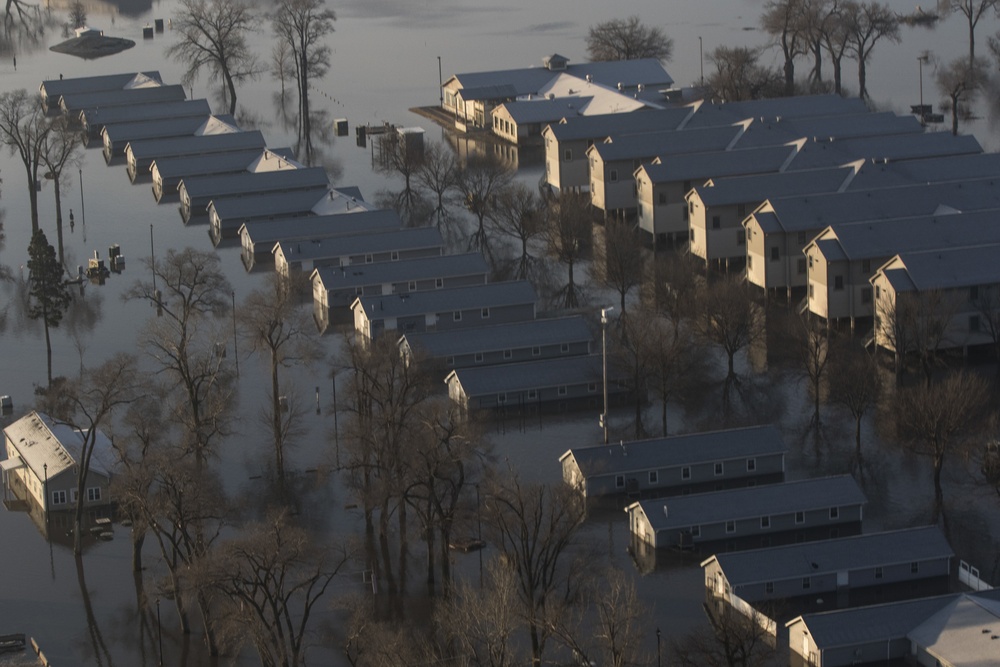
[797, 258, 807, 274]
[681, 466, 691, 480]
[615, 475, 625, 489]
[52, 490, 67, 505]
[747, 458, 756, 471]
[659, 192, 667, 205]
[834, 275, 844, 290]
[558, 386, 567, 396]
[691, 525, 700, 538]
[560, 343, 570, 353]
[862, 287, 872, 304]
[795, 511, 805, 524]
[609, 169, 618, 183]
[829, 507, 839, 520]
[809, 284, 814, 298]
[445, 356, 455, 366]
[689, 228, 695, 242]
[862, 259, 872, 274]
[712, 215, 721, 229]
[770, 247, 779, 262]
[474, 353, 484, 363]
[532, 346, 541, 356]
[714, 462, 724, 476]
[765, 581, 774, 594]
[453, 311, 463, 322]
[87, 487, 101, 502]
[390, 251, 399, 261]
[737, 229, 746, 245]
[497, 393, 507, 404]
[970, 315, 981, 332]
[747, 255, 753, 269]
[481, 307, 490, 319]
[911, 562, 919, 574]
[435, 278, 444, 288]
[683, 180, 691, 192]
[760, 515, 770, 529]
[970, 285, 979, 301]
[503, 349, 512, 360]
[365, 254, 374, 264]
[802, 577, 811, 590]
[408, 280, 417, 291]
[797, 232, 807, 244]
[527, 389, 537, 400]
[875, 566, 883, 579]
[355, 287, 364, 296]
[808, 255, 813, 268]
[649, 471, 658, 484]
[725, 520, 736, 533]
[564, 149, 572, 162]
[588, 383, 597, 392]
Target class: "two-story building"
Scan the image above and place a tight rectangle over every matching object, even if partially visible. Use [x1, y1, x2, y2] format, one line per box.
[274, 227, 444, 278]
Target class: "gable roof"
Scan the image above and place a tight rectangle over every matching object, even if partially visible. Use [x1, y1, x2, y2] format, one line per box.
[876, 243, 1000, 292]
[560, 425, 787, 477]
[103, 114, 239, 148]
[639, 145, 795, 184]
[151, 147, 296, 181]
[692, 166, 853, 207]
[786, 132, 982, 171]
[238, 209, 402, 249]
[449, 58, 673, 99]
[704, 526, 952, 586]
[81, 99, 212, 132]
[401, 315, 592, 358]
[630, 475, 866, 533]
[907, 593, 1000, 666]
[312, 252, 487, 291]
[682, 95, 869, 129]
[850, 152, 1000, 191]
[126, 130, 266, 162]
[275, 226, 443, 262]
[732, 111, 922, 149]
[3, 411, 112, 481]
[210, 186, 370, 224]
[179, 166, 330, 202]
[589, 124, 742, 162]
[353, 281, 537, 319]
[60, 85, 187, 113]
[40, 71, 162, 102]
[543, 107, 694, 141]
[446, 354, 611, 396]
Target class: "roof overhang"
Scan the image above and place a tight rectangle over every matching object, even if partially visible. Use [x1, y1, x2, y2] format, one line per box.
[1, 457, 25, 472]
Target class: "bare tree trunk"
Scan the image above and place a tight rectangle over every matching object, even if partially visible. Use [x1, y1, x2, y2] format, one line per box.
[54, 183, 65, 268]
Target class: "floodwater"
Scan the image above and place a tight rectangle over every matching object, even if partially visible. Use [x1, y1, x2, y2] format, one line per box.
[1, 0, 1000, 665]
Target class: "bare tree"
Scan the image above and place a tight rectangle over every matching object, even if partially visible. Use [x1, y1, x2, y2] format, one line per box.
[828, 342, 879, 461]
[0, 89, 50, 232]
[39, 115, 82, 267]
[938, 0, 1000, 65]
[843, 1, 901, 100]
[973, 287, 1000, 365]
[483, 474, 587, 666]
[201, 510, 349, 667]
[374, 131, 427, 226]
[644, 316, 711, 436]
[487, 182, 543, 281]
[698, 276, 765, 386]
[68, 0, 86, 28]
[457, 154, 515, 266]
[272, 0, 337, 164]
[27, 228, 73, 386]
[669, 606, 777, 667]
[415, 140, 460, 235]
[586, 16, 673, 62]
[936, 56, 987, 135]
[167, 0, 260, 116]
[125, 248, 236, 468]
[270, 39, 296, 100]
[821, 1, 853, 94]
[896, 370, 991, 503]
[761, 0, 811, 95]
[543, 193, 594, 309]
[706, 46, 784, 101]
[596, 219, 645, 316]
[788, 315, 829, 426]
[239, 272, 321, 488]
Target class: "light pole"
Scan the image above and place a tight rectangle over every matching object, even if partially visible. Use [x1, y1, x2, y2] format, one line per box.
[156, 597, 163, 666]
[918, 52, 929, 124]
[437, 56, 443, 106]
[656, 627, 662, 667]
[698, 36, 704, 86]
[601, 306, 614, 444]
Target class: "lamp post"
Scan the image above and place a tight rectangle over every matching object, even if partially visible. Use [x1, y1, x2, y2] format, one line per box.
[156, 597, 163, 666]
[656, 627, 662, 667]
[698, 36, 704, 86]
[43, 463, 48, 512]
[437, 56, 443, 106]
[918, 52, 929, 124]
[601, 306, 615, 444]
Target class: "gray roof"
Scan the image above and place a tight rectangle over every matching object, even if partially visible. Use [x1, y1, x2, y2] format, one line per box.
[239, 209, 402, 249]
[683, 95, 869, 129]
[733, 111, 923, 149]
[313, 252, 487, 291]
[708, 526, 952, 586]
[694, 167, 853, 207]
[792, 595, 959, 649]
[151, 147, 295, 181]
[545, 107, 693, 141]
[633, 475, 867, 533]
[103, 114, 237, 149]
[451, 58, 672, 98]
[40, 71, 161, 101]
[402, 315, 592, 358]
[906, 593, 1000, 665]
[448, 354, 609, 396]
[562, 425, 787, 478]
[3, 410, 113, 481]
[753, 179, 1000, 234]
[787, 132, 982, 171]
[180, 166, 330, 204]
[127, 130, 266, 162]
[590, 125, 741, 162]
[355, 280, 537, 320]
[211, 187, 364, 228]
[60, 84, 187, 113]
[810, 209, 1000, 261]
[458, 83, 521, 101]
[81, 99, 211, 132]
[276, 226, 443, 262]
[497, 98, 591, 124]
[641, 145, 795, 184]
[882, 243, 1000, 292]
[850, 152, 1000, 191]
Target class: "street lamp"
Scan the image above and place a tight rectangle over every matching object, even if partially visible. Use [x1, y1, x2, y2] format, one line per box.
[918, 52, 930, 124]
[656, 627, 662, 667]
[698, 36, 704, 86]
[156, 597, 163, 666]
[437, 56, 443, 106]
[601, 306, 615, 444]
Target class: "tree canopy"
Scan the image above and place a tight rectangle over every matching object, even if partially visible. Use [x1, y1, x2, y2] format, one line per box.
[586, 16, 673, 62]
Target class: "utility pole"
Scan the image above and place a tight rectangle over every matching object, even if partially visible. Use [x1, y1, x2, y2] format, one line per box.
[601, 306, 615, 444]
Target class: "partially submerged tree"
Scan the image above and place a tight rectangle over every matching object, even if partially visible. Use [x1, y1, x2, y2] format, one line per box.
[68, 0, 86, 29]
[415, 140, 459, 235]
[167, 0, 261, 116]
[936, 56, 987, 135]
[698, 276, 764, 386]
[0, 89, 51, 232]
[843, 1, 901, 100]
[457, 153, 514, 266]
[828, 342, 879, 461]
[938, 0, 1000, 65]
[596, 218, 645, 316]
[543, 192, 593, 309]
[669, 605, 778, 667]
[761, 0, 811, 96]
[487, 182, 542, 281]
[27, 229, 73, 386]
[39, 115, 82, 267]
[586, 16, 673, 62]
[706, 46, 784, 101]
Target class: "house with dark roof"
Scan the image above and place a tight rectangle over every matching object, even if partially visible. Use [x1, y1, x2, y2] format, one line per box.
[786, 589, 1000, 667]
[274, 227, 443, 278]
[626, 475, 866, 550]
[81, 98, 211, 143]
[59, 84, 187, 118]
[102, 114, 240, 161]
[40, 71, 162, 111]
[703, 526, 953, 640]
[560, 425, 787, 500]
[151, 147, 298, 201]
[445, 354, 630, 415]
[311, 252, 488, 328]
[179, 166, 330, 222]
[126, 130, 267, 182]
[399, 315, 592, 370]
[208, 186, 369, 243]
[352, 281, 537, 342]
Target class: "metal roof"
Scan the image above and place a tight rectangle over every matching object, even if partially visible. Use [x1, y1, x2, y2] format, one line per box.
[211, 187, 370, 229]
[682, 95, 869, 128]
[451, 58, 672, 98]
[402, 315, 592, 357]
[562, 425, 787, 477]
[81, 99, 211, 131]
[40, 71, 161, 101]
[535, 73, 656, 114]
[239, 209, 402, 249]
[2, 411, 112, 482]
[752, 179, 1000, 233]
[103, 114, 237, 149]
[312, 252, 487, 290]
[448, 354, 609, 396]
[632, 475, 867, 532]
[498, 98, 593, 124]
[544, 107, 693, 141]
[907, 593, 1000, 665]
[60, 84, 187, 113]
[276, 226, 443, 262]
[127, 130, 266, 162]
[151, 147, 294, 181]
[590, 125, 741, 162]
[787, 132, 982, 171]
[640, 145, 795, 184]
[707, 526, 952, 586]
[354, 280, 536, 319]
[693, 167, 852, 207]
[179, 166, 330, 203]
[733, 111, 923, 149]
[880, 243, 1000, 292]
[851, 152, 1000, 190]
[791, 595, 959, 649]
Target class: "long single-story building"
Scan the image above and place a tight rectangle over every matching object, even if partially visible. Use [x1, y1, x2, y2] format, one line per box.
[178, 166, 330, 222]
[560, 424, 788, 500]
[208, 186, 369, 243]
[40, 71, 162, 111]
[59, 84, 187, 118]
[626, 475, 867, 550]
[126, 130, 267, 182]
[102, 113, 239, 161]
[81, 98, 211, 143]
[150, 146, 298, 201]
[274, 226, 443, 278]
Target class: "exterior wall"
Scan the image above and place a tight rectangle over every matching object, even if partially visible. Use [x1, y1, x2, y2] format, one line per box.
[636, 177, 689, 243]
[444, 339, 590, 369]
[358, 302, 535, 342]
[745, 219, 768, 288]
[279, 245, 443, 279]
[787, 622, 911, 667]
[580, 452, 785, 498]
[806, 245, 831, 319]
[323, 272, 487, 313]
[4, 438, 111, 513]
[544, 134, 591, 192]
[467, 379, 604, 412]
[690, 200, 752, 264]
